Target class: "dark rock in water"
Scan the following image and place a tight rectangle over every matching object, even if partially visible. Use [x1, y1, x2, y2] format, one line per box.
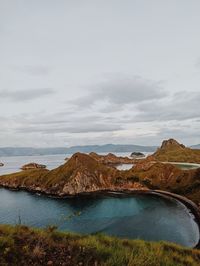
[130, 152, 145, 158]
[64, 157, 69, 161]
[0, 162, 4, 167]
[21, 163, 46, 170]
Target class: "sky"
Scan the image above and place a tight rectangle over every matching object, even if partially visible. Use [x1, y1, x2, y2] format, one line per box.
[0, 0, 200, 147]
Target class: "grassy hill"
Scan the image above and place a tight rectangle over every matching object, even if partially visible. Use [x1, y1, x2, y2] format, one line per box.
[0, 225, 200, 266]
[0, 151, 200, 204]
[152, 139, 200, 163]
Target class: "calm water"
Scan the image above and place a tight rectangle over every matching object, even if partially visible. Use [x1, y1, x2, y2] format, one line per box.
[0, 188, 198, 247]
[171, 162, 200, 170]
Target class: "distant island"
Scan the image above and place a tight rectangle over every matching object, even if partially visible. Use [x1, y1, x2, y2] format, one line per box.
[191, 144, 200, 149]
[0, 144, 157, 157]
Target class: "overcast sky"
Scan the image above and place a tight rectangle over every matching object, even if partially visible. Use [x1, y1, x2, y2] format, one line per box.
[0, 0, 200, 147]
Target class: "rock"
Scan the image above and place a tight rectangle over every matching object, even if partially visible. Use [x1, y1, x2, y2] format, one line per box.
[151, 138, 200, 163]
[1, 150, 200, 205]
[0, 162, 4, 167]
[160, 139, 185, 150]
[89, 152, 134, 166]
[21, 163, 46, 170]
[130, 152, 145, 158]
[47, 261, 53, 265]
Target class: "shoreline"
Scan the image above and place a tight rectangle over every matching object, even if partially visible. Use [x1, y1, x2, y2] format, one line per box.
[0, 185, 200, 248]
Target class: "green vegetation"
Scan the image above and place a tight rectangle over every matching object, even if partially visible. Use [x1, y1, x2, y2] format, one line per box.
[0, 225, 199, 266]
[152, 139, 200, 163]
[0, 151, 200, 204]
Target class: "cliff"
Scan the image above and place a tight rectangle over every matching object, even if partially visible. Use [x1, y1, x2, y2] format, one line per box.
[0, 152, 200, 205]
[152, 138, 200, 163]
[0, 153, 120, 196]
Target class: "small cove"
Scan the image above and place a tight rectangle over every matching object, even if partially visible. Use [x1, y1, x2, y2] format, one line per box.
[0, 188, 199, 248]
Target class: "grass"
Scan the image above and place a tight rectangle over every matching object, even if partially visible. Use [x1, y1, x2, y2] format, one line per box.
[153, 146, 200, 164]
[0, 224, 199, 265]
[0, 152, 200, 204]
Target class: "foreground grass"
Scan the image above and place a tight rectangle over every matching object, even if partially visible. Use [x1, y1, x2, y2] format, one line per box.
[0, 225, 199, 265]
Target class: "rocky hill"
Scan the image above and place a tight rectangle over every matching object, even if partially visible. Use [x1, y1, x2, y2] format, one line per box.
[0, 153, 119, 196]
[152, 138, 200, 163]
[0, 152, 200, 205]
[89, 152, 134, 166]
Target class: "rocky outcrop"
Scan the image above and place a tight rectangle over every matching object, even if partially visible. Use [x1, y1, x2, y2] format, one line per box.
[0, 152, 199, 205]
[21, 163, 46, 170]
[130, 152, 145, 158]
[89, 152, 134, 166]
[160, 139, 185, 150]
[0, 153, 145, 196]
[151, 138, 200, 163]
[0, 162, 4, 167]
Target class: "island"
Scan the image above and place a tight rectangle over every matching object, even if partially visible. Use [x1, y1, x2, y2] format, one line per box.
[21, 163, 47, 170]
[130, 152, 145, 158]
[0, 139, 199, 207]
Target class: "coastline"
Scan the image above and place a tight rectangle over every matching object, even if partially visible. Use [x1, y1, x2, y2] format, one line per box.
[0, 184, 200, 249]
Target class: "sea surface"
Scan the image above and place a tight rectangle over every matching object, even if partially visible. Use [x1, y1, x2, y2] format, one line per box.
[0, 188, 198, 248]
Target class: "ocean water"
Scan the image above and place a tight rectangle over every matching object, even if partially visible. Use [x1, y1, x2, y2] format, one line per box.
[0, 188, 198, 248]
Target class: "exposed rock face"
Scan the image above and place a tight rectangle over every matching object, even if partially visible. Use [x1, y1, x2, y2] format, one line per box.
[151, 138, 200, 163]
[0, 153, 144, 196]
[130, 152, 145, 158]
[160, 139, 185, 150]
[0, 162, 4, 167]
[0, 151, 199, 204]
[89, 152, 134, 166]
[21, 163, 46, 170]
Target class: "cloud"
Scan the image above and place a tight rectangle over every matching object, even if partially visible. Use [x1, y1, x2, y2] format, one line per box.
[135, 91, 200, 122]
[17, 123, 121, 134]
[0, 88, 55, 102]
[13, 113, 122, 135]
[72, 75, 167, 109]
[195, 58, 200, 69]
[13, 65, 51, 76]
